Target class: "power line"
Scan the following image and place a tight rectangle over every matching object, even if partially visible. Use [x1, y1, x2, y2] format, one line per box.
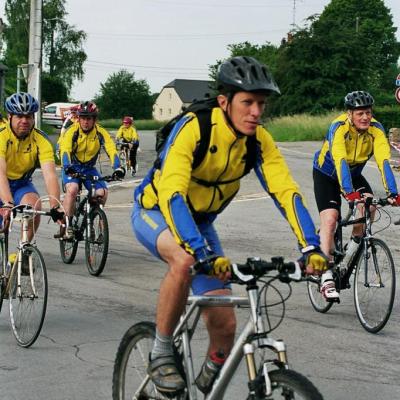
[86, 60, 208, 72]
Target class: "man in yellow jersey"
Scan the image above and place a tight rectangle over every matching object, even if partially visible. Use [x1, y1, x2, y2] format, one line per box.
[58, 101, 125, 237]
[116, 116, 139, 176]
[313, 91, 400, 301]
[0, 92, 64, 244]
[132, 56, 328, 395]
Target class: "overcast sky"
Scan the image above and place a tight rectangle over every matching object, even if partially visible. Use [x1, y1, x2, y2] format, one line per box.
[1, 0, 400, 100]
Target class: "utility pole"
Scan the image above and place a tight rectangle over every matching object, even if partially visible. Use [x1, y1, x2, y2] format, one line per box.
[28, 0, 42, 127]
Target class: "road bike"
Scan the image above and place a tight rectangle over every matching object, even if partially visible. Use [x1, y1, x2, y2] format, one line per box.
[0, 205, 52, 347]
[112, 257, 323, 400]
[58, 172, 117, 276]
[307, 197, 396, 333]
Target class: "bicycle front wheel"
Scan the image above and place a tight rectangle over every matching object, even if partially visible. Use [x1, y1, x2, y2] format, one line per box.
[85, 207, 109, 276]
[354, 238, 395, 333]
[307, 277, 333, 313]
[113, 322, 186, 400]
[251, 369, 323, 400]
[59, 237, 79, 264]
[9, 246, 48, 347]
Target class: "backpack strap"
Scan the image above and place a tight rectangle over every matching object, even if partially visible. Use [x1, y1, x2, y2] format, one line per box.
[192, 109, 213, 170]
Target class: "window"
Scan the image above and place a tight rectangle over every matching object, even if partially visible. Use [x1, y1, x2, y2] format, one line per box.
[44, 106, 56, 114]
[160, 108, 163, 116]
[169, 108, 172, 115]
[169, 93, 172, 100]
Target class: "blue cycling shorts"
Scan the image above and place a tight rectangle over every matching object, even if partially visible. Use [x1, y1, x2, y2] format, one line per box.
[62, 165, 107, 191]
[0, 179, 39, 225]
[131, 202, 231, 295]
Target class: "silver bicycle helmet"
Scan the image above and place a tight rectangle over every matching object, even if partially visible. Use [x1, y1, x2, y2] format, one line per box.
[5, 92, 39, 115]
[344, 91, 374, 109]
[217, 56, 280, 95]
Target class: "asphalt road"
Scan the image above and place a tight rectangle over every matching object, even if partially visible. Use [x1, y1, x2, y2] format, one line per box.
[1, 132, 399, 400]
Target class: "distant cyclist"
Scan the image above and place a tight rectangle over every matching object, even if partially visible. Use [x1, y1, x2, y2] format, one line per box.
[0, 92, 64, 244]
[313, 90, 400, 301]
[60, 105, 79, 136]
[58, 101, 125, 238]
[116, 116, 139, 176]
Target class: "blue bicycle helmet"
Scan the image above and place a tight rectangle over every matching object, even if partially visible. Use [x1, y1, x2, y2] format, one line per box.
[5, 92, 39, 115]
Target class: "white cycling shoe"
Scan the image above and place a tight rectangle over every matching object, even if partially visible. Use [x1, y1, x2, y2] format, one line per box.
[320, 280, 340, 302]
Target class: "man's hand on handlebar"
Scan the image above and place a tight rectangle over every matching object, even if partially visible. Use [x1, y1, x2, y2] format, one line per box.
[344, 191, 362, 202]
[387, 193, 400, 207]
[194, 249, 231, 281]
[300, 246, 329, 276]
[64, 165, 78, 178]
[50, 206, 65, 225]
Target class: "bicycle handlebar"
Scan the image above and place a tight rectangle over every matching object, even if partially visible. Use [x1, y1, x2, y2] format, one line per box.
[192, 256, 303, 284]
[65, 169, 118, 183]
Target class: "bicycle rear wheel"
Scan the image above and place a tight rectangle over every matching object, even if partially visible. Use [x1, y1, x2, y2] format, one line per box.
[354, 238, 395, 333]
[113, 322, 186, 400]
[307, 277, 333, 313]
[251, 369, 323, 400]
[9, 246, 48, 347]
[85, 207, 109, 276]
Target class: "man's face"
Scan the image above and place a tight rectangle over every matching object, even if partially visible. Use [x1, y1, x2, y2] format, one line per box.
[9, 114, 35, 137]
[349, 108, 372, 132]
[79, 116, 96, 132]
[218, 92, 266, 135]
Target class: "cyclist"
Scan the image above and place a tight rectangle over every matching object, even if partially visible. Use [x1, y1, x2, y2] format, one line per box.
[313, 90, 400, 301]
[116, 116, 139, 176]
[0, 92, 64, 243]
[132, 56, 328, 396]
[58, 101, 125, 238]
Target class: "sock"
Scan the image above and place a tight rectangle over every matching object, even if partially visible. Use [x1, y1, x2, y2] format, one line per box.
[151, 329, 173, 360]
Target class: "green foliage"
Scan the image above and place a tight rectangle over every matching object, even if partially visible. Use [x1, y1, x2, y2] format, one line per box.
[41, 72, 68, 103]
[265, 111, 338, 142]
[1, 0, 87, 96]
[271, 0, 400, 115]
[99, 119, 164, 131]
[94, 70, 153, 119]
[374, 106, 400, 131]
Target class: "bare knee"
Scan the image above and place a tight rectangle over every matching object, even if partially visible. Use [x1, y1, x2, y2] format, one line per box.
[168, 252, 193, 286]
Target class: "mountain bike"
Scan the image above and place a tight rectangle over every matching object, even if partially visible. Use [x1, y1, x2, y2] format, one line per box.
[112, 257, 323, 400]
[58, 172, 118, 276]
[307, 197, 395, 333]
[0, 205, 52, 347]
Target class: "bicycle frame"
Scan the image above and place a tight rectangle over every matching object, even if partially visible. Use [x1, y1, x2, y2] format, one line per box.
[137, 286, 290, 400]
[1, 208, 49, 301]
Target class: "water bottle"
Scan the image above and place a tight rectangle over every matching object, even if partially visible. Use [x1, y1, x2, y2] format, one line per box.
[195, 350, 225, 394]
[341, 237, 360, 268]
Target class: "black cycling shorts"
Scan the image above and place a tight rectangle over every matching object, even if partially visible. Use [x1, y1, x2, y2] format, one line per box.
[313, 168, 373, 212]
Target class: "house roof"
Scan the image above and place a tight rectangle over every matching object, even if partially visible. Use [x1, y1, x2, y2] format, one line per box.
[164, 79, 213, 103]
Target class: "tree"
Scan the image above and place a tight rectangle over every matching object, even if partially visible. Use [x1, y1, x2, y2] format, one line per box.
[94, 70, 153, 119]
[1, 0, 87, 98]
[271, 0, 400, 115]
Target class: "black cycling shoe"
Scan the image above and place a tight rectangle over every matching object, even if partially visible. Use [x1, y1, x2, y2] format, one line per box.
[147, 355, 185, 395]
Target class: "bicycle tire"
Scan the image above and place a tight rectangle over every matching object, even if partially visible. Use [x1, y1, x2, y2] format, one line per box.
[9, 246, 48, 347]
[119, 150, 127, 170]
[251, 368, 323, 400]
[85, 207, 109, 276]
[113, 322, 187, 400]
[307, 278, 333, 313]
[354, 238, 395, 333]
[0, 239, 5, 312]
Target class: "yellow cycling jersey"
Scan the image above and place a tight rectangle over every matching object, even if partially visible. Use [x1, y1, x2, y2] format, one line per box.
[313, 113, 397, 194]
[59, 123, 119, 168]
[136, 107, 319, 255]
[116, 125, 139, 142]
[0, 122, 54, 180]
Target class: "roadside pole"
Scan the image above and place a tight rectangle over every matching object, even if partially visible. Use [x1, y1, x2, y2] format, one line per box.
[28, 0, 42, 128]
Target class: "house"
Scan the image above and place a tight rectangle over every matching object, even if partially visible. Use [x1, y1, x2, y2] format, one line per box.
[153, 79, 213, 121]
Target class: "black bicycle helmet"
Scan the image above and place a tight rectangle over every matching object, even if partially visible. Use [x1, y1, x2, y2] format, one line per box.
[344, 91, 374, 110]
[77, 101, 98, 117]
[5, 92, 39, 115]
[217, 56, 280, 96]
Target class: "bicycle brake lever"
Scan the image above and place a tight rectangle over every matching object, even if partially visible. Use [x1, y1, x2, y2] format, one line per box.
[287, 261, 302, 281]
[231, 263, 254, 282]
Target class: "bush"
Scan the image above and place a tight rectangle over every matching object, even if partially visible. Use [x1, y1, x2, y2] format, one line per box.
[373, 106, 400, 131]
